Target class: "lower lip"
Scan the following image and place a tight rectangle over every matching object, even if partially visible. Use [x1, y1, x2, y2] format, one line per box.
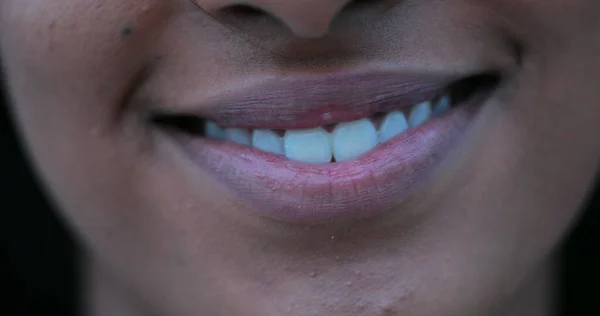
[176, 105, 478, 224]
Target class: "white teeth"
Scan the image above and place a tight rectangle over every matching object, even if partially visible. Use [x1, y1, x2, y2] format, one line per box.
[408, 101, 432, 128]
[332, 118, 378, 162]
[433, 95, 451, 116]
[205, 95, 448, 162]
[205, 121, 227, 140]
[378, 111, 409, 144]
[224, 128, 252, 146]
[252, 129, 284, 155]
[283, 127, 332, 164]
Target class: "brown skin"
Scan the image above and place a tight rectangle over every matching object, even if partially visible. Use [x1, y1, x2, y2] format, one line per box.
[2, 0, 600, 315]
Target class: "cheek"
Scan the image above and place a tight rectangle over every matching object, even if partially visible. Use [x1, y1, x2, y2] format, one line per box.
[0, 0, 188, 256]
[0, 0, 173, 210]
[0, 0, 172, 116]
[1, 0, 247, 264]
[466, 0, 600, 51]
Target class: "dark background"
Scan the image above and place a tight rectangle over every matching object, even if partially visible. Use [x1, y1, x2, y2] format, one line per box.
[1, 80, 599, 315]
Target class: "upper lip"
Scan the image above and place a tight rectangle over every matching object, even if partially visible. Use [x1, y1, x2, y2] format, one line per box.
[160, 68, 491, 130]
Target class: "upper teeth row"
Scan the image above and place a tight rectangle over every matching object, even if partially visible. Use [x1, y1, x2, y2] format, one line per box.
[205, 95, 451, 164]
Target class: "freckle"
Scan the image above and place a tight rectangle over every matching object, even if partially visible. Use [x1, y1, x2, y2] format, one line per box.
[154, 54, 164, 61]
[48, 21, 56, 30]
[122, 27, 133, 36]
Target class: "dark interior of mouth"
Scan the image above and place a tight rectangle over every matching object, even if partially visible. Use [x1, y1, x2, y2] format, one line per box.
[152, 71, 501, 138]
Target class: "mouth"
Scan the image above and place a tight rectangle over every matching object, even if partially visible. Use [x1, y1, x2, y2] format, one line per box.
[153, 69, 502, 224]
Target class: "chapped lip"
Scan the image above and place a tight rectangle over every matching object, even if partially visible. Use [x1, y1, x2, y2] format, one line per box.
[159, 69, 483, 130]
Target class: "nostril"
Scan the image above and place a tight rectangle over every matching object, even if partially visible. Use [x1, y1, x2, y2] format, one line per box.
[344, 0, 396, 13]
[347, 0, 382, 6]
[199, 0, 392, 39]
[221, 4, 267, 17]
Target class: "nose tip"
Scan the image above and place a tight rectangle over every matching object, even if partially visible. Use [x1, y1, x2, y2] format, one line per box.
[196, 0, 355, 38]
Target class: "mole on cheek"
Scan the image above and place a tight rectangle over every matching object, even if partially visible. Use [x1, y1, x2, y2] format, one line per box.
[122, 27, 134, 36]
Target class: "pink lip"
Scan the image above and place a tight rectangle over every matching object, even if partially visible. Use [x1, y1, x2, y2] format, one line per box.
[161, 69, 494, 224]
[167, 70, 467, 130]
[175, 106, 477, 224]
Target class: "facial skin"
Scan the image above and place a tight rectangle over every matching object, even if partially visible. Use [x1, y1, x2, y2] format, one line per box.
[2, 0, 600, 315]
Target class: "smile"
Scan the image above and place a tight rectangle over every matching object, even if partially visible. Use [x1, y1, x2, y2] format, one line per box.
[155, 69, 502, 224]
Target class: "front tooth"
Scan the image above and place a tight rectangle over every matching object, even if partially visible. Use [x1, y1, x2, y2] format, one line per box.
[205, 121, 227, 140]
[252, 129, 284, 155]
[224, 128, 252, 146]
[433, 95, 451, 116]
[408, 101, 432, 128]
[332, 118, 378, 162]
[379, 111, 409, 144]
[284, 127, 332, 164]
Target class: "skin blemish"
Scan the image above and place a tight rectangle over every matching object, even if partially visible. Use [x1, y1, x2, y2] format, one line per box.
[121, 27, 134, 36]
